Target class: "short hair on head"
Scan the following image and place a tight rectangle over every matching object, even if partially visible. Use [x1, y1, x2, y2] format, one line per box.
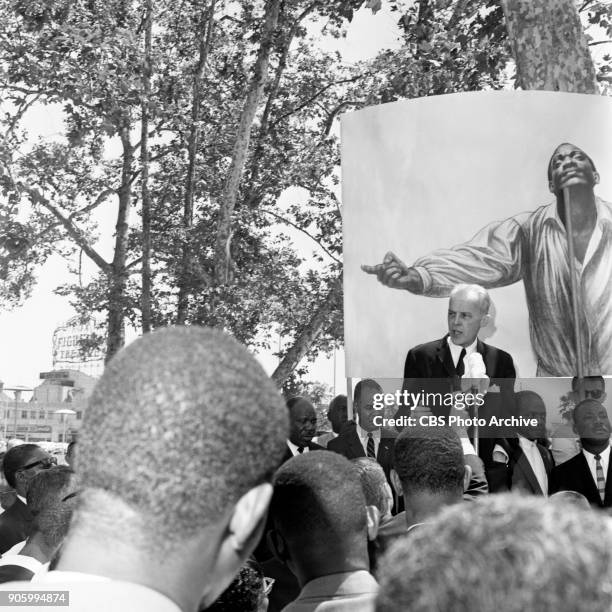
[393, 427, 464, 494]
[27, 466, 78, 549]
[328, 394, 347, 416]
[449, 284, 490, 316]
[550, 490, 591, 511]
[286, 396, 312, 411]
[270, 452, 367, 545]
[571, 376, 605, 392]
[74, 326, 288, 554]
[2, 444, 43, 489]
[547, 142, 597, 183]
[375, 494, 612, 612]
[354, 379, 382, 404]
[515, 390, 544, 409]
[205, 557, 264, 612]
[351, 457, 391, 516]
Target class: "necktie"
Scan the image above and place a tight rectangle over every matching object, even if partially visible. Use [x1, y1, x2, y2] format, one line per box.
[366, 433, 376, 458]
[456, 348, 467, 377]
[297, 446, 304, 454]
[595, 454, 606, 502]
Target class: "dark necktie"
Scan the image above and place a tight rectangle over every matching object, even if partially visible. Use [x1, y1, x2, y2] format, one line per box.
[595, 454, 606, 502]
[456, 348, 467, 377]
[297, 446, 304, 454]
[366, 432, 376, 458]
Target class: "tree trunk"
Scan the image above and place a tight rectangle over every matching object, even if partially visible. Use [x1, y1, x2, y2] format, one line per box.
[140, 0, 153, 334]
[271, 275, 342, 385]
[213, 0, 282, 284]
[106, 124, 133, 363]
[176, 0, 216, 324]
[501, 0, 598, 93]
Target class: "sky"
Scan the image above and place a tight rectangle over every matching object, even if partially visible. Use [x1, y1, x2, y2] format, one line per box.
[0, 4, 403, 392]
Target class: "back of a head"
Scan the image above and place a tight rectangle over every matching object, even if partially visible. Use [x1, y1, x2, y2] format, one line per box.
[375, 494, 612, 612]
[73, 326, 287, 553]
[26, 466, 78, 550]
[270, 452, 367, 550]
[204, 558, 265, 612]
[393, 426, 464, 496]
[2, 444, 42, 489]
[352, 457, 391, 517]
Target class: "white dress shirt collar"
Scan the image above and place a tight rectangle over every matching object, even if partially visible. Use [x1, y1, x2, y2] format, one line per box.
[287, 440, 309, 456]
[447, 337, 478, 367]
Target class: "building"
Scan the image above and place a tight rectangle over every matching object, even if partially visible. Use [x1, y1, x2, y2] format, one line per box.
[0, 370, 96, 443]
[52, 316, 105, 378]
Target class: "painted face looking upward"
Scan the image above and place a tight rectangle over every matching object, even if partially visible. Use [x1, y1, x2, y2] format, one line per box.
[548, 143, 599, 196]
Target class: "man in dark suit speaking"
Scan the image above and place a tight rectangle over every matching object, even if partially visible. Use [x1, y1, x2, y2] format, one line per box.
[399, 284, 515, 415]
[394, 284, 516, 467]
[551, 399, 612, 508]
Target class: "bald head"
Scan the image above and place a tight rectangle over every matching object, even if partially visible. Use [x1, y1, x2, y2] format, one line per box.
[74, 326, 287, 553]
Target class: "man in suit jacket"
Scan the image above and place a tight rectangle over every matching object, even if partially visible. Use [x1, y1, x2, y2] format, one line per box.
[550, 398, 612, 508]
[328, 379, 396, 482]
[0, 444, 56, 554]
[488, 391, 554, 495]
[396, 284, 516, 466]
[281, 397, 325, 463]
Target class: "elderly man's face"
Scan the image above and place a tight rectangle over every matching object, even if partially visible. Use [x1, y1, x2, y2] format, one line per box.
[573, 401, 611, 442]
[548, 144, 599, 195]
[447, 291, 486, 348]
[288, 400, 317, 447]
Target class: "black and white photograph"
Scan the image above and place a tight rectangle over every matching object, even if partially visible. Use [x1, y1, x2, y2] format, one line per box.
[0, 1, 612, 610]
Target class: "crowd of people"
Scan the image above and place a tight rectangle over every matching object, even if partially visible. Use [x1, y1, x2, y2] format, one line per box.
[0, 324, 610, 611]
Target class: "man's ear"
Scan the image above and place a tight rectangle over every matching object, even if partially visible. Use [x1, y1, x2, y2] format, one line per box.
[463, 464, 473, 493]
[200, 483, 272, 607]
[365, 505, 380, 541]
[594, 171, 600, 185]
[479, 313, 490, 329]
[227, 483, 272, 556]
[390, 469, 403, 498]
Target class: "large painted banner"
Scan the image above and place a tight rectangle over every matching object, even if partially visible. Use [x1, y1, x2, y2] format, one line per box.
[342, 91, 612, 379]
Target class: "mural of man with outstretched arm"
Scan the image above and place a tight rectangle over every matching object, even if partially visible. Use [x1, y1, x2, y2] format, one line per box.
[362, 143, 612, 376]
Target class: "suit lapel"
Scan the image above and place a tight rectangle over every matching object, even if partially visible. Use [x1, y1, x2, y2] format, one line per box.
[436, 337, 456, 378]
[513, 446, 543, 494]
[577, 453, 602, 504]
[476, 339, 492, 376]
[605, 457, 612, 506]
[348, 427, 366, 458]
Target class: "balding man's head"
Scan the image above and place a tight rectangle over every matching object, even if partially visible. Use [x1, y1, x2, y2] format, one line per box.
[376, 494, 612, 612]
[63, 326, 287, 610]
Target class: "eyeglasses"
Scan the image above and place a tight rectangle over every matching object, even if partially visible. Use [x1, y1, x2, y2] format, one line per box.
[20, 456, 57, 472]
[584, 389, 604, 399]
[263, 577, 275, 597]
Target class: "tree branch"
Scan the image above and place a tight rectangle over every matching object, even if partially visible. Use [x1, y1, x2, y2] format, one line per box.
[19, 184, 111, 273]
[259, 207, 341, 263]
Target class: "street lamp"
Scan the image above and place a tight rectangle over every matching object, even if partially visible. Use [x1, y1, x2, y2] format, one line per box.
[54, 409, 76, 443]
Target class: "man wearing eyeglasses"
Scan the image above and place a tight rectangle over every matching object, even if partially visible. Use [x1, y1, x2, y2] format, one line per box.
[0, 445, 56, 554]
[551, 376, 607, 466]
